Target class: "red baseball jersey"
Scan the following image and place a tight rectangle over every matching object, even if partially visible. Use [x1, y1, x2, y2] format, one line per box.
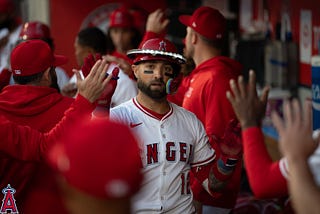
[182, 56, 243, 208]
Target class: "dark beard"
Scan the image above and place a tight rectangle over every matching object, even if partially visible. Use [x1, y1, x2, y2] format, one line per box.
[137, 79, 167, 100]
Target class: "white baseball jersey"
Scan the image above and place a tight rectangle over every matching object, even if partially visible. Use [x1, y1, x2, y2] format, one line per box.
[110, 97, 215, 214]
[279, 130, 320, 186]
[69, 63, 137, 107]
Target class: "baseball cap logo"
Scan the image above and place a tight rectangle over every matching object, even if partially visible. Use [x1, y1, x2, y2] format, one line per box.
[14, 70, 21, 75]
[115, 12, 123, 24]
[159, 40, 166, 51]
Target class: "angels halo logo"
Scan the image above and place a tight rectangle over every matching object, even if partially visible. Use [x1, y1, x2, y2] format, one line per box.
[0, 184, 18, 214]
[79, 3, 147, 35]
[80, 2, 121, 34]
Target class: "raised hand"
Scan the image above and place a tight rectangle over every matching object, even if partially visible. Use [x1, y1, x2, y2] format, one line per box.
[146, 9, 170, 35]
[76, 58, 112, 103]
[272, 99, 319, 160]
[226, 70, 269, 130]
[104, 54, 133, 77]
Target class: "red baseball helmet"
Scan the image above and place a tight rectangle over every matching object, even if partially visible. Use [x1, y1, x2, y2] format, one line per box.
[19, 21, 51, 40]
[127, 38, 185, 65]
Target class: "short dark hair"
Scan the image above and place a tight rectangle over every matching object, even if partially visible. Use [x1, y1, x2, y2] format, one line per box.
[198, 33, 225, 50]
[13, 70, 45, 85]
[77, 27, 108, 54]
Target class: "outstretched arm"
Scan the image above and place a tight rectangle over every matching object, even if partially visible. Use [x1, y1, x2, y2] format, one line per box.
[272, 99, 320, 214]
[0, 58, 115, 161]
[191, 119, 243, 196]
[226, 70, 288, 198]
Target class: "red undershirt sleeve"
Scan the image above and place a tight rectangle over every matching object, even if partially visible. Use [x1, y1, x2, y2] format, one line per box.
[243, 127, 288, 198]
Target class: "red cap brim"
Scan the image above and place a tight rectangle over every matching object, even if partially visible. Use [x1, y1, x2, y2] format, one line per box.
[53, 55, 68, 67]
[179, 15, 192, 27]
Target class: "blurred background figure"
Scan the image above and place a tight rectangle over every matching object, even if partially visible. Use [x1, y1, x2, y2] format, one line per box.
[0, 0, 22, 87]
[107, 6, 142, 62]
[62, 27, 108, 98]
[14, 21, 70, 90]
[63, 26, 137, 108]
[49, 118, 143, 214]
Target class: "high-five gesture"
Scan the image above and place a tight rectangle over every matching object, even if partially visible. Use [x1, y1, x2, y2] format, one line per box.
[226, 70, 269, 129]
[272, 99, 319, 160]
[76, 58, 113, 103]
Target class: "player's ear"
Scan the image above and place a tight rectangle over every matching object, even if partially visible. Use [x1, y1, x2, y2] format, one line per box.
[42, 67, 51, 81]
[132, 64, 139, 79]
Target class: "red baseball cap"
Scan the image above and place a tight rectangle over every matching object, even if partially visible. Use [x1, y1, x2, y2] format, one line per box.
[19, 21, 52, 40]
[127, 38, 186, 65]
[179, 6, 226, 41]
[109, 8, 134, 29]
[10, 40, 67, 76]
[0, 0, 14, 13]
[49, 118, 143, 199]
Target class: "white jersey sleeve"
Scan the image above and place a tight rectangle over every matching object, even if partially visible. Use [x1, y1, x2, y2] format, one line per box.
[55, 66, 70, 90]
[279, 130, 320, 187]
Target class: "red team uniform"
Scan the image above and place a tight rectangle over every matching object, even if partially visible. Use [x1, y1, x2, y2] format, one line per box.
[0, 40, 72, 213]
[182, 56, 243, 208]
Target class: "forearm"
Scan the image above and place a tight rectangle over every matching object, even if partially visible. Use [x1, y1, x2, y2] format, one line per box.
[0, 116, 46, 161]
[192, 156, 239, 196]
[287, 157, 320, 214]
[44, 94, 96, 144]
[243, 127, 288, 198]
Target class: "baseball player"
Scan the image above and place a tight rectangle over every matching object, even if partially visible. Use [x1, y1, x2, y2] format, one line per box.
[109, 38, 242, 213]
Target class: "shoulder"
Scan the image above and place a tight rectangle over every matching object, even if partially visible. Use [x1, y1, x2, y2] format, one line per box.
[110, 99, 134, 114]
[171, 103, 201, 122]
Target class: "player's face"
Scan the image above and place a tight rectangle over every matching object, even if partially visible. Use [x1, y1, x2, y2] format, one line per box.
[109, 27, 135, 53]
[184, 27, 194, 59]
[133, 61, 174, 99]
[74, 37, 91, 67]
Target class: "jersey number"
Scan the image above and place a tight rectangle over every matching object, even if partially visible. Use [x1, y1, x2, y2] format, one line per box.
[181, 172, 191, 195]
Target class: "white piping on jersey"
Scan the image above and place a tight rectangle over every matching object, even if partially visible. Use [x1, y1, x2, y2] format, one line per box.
[191, 153, 216, 168]
[132, 97, 173, 121]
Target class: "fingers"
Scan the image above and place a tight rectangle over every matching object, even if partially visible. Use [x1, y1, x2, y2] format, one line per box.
[247, 70, 256, 98]
[229, 78, 240, 99]
[292, 99, 301, 125]
[282, 99, 293, 126]
[260, 86, 270, 106]
[237, 75, 246, 98]
[303, 99, 312, 132]
[74, 69, 82, 83]
[161, 19, 170, 29]
[96, 61, 110, 83]
[86, 59, 102, 79]
[271, 109, 285, 136]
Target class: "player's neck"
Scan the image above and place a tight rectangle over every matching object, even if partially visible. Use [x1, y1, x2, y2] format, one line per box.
[136, 93, 170, 114]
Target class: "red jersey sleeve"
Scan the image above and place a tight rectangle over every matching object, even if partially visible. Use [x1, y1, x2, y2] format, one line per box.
[243, 127, 288, 198]
[0, 94, 96, 161]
